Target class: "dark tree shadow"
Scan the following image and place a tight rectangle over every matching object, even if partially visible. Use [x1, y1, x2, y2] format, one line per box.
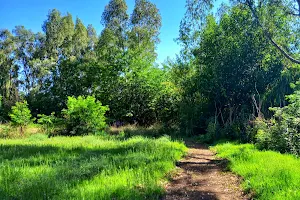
[0, 142, 171, 199]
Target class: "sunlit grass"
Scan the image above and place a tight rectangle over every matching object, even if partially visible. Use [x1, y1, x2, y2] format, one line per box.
[0, 123, 43, 139]
[212, 142, 300, 200]
[0, 135, 187, 199]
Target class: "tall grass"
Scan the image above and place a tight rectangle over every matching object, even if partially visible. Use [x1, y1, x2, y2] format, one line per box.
[0, 123, 42, 138]
[212, 143, 300, 200]
[0, 135, 187, 199]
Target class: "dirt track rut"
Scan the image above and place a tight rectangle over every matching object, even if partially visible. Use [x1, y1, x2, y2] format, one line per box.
[164, 142, 248, 200]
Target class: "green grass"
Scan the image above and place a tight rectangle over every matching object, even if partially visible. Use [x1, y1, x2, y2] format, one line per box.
[211, 142, 300, 200]
[0, 135, 187, 200]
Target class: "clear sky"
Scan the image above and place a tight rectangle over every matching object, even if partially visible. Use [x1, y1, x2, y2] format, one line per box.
[0, 0, 187, 63]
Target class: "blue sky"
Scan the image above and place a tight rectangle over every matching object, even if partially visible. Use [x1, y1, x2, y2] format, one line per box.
[0, 0, 187, 63]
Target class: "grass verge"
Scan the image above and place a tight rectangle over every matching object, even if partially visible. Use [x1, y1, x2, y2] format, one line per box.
[0, 135, 187, 199]
[211, 142, 300, 200]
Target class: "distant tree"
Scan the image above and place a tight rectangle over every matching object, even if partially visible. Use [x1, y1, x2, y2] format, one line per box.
[60, 13, 75, 57]
[129, 0, 162, 60]
[9, 101, 33, 135]
[72, 18, 88, 58]
[86, 24, 98, 59]
[0, 29, 19, 117]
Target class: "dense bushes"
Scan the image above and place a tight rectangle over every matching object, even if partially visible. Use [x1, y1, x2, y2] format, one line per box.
[1, 96, 110, 137]
[249, 86, 300, 156]
[62, 96, 109, 135]
[37, 112, 60, 134]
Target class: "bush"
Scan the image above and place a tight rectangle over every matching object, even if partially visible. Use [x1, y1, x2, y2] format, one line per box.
[9, 101, 33, 135]
[198, 117, 219, 143]
[269, 89, 300, 156]
[249, 86, 300, 156]
[62, 96, 109, 135]
[37, 112, 59, 134]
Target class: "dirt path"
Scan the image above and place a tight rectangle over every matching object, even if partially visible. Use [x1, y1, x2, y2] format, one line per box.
[164, 142, 247, 200]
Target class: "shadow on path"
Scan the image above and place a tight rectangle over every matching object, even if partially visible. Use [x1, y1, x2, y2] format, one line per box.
[163, 142, 247, 200]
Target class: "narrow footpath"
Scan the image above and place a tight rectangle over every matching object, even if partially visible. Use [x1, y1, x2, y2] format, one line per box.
[164, 142, 248, 200]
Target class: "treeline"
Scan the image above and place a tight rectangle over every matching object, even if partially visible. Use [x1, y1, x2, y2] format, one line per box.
[1, 0, 300, 155]
[0, 0, 165, 126]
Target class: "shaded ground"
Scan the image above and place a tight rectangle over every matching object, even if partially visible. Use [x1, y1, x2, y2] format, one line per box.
[164, 142, 248, 200]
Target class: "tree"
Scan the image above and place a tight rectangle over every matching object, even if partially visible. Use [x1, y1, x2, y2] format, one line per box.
[0, 29, 19, 118]
[180, 0, 300, 64]
[60, 13, 75, 57]
[176, 4, 287, 137]
[42, 9, 63, 60]
[9, 101, 32, 135]
[72, 17, 88, 58]
[129, 0, 162, 60]
[86, 24, 98, 59]
[241, 0, 300, 64]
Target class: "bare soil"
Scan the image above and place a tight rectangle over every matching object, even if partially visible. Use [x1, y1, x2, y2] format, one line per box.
[164, 142, 248, 200]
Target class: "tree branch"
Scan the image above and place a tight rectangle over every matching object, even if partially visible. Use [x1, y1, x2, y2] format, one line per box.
[245, 0, 300, 64]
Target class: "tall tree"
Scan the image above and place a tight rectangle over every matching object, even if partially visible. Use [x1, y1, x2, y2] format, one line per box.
[60, 13, 74, 58]
[0, 29, 19, 117]
[97, 0, 129, 67]
[42, 9, 63, 60]
[93, 0, 129, 119]
[129, 0, 162, 61]
[72, 18, 88, 58]
[86, 24, 98, 59]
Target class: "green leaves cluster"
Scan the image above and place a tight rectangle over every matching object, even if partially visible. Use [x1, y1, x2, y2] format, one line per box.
[264, 83, 300, 155]
[37, 112, 58, 134]
[62, 96, 109, 135]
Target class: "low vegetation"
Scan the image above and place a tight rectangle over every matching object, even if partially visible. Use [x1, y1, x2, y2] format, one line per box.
[0, 135, 187, 199]
[212, 142, 300, 200]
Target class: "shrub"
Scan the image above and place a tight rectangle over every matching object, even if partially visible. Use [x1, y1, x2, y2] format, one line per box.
[198, 117, 219, 143]
[9, 101, 33, 135]
[269, 89, 300, 156]
[62, 96, 109, 135]
[250, 86, 300, 156]
[37, 112, 59, 134]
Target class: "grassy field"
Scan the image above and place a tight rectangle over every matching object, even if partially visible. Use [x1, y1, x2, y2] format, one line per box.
[212, 142, 300, 200]
[0, 135, 187, 200]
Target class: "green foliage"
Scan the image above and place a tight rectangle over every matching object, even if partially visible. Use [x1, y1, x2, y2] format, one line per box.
[269, 87, 300, 155]
[37, 112, 58, 134]
[248, 83, 300, 156]
[0, 95, 3, 121]
[0, 124, 14, 138]
[202, 117, 219, 143]
[9, 101, 33, 134]
[212, 142, 300, 200]
[0, 136, 187, 199]
[62, 96, 109, 135]
[174, 2, 296, 140]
